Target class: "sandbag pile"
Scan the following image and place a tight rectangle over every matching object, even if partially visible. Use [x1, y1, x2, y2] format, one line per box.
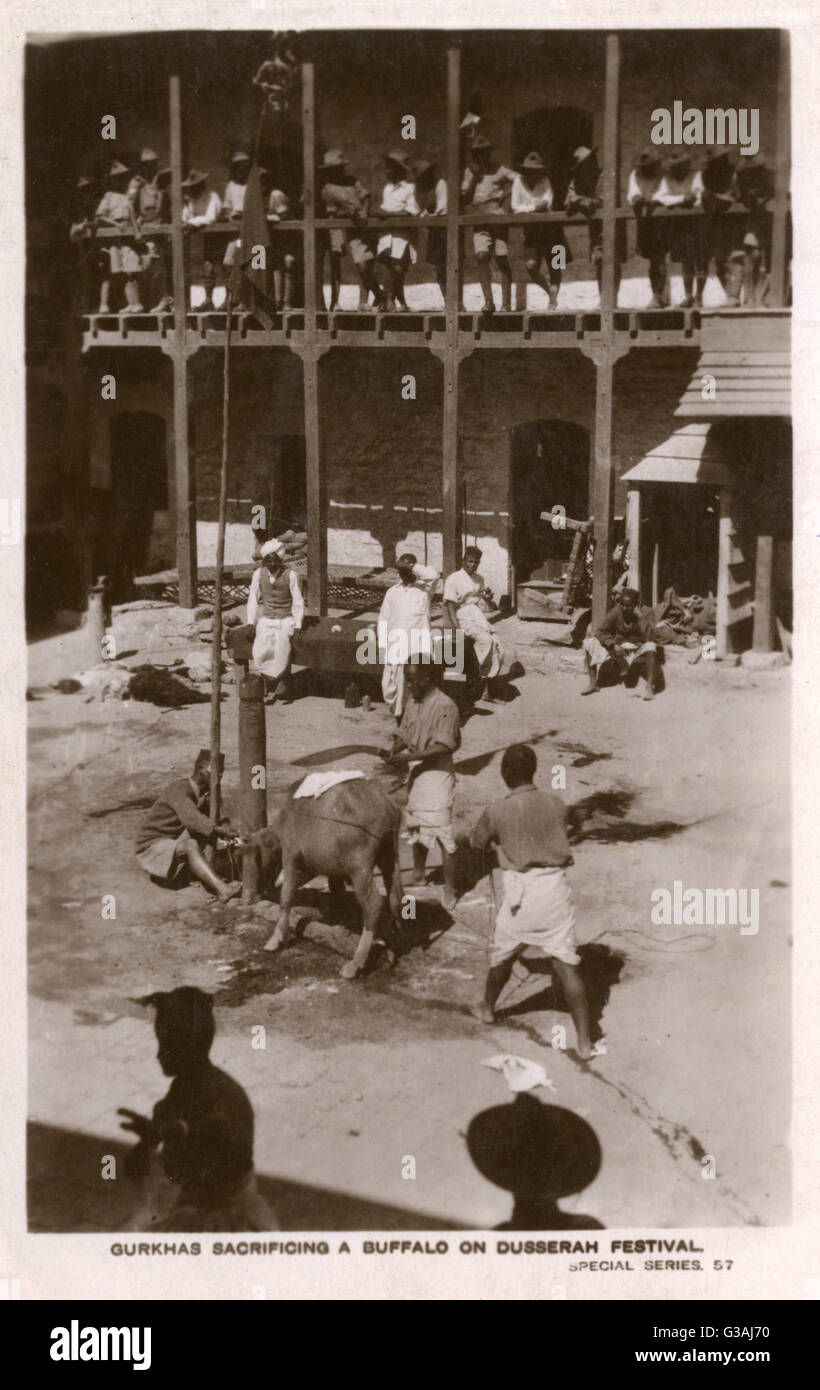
[252, 528, 308, 568]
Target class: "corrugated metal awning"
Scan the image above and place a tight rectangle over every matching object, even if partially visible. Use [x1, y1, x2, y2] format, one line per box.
[675, 350, 791, 418]
[621, 424, 735, 486]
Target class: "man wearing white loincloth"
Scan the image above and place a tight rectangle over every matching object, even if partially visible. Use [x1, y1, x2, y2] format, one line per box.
[377, 552, 439, 719]
[581, 587, 659, 701]
[443, 545, 505, 694]
[381, 662, 461, 912]
[247, 537, 304, 703]
[469, 743, 594, 1060]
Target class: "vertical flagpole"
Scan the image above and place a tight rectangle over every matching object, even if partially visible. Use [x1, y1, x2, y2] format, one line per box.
[210, 289, 234, 823]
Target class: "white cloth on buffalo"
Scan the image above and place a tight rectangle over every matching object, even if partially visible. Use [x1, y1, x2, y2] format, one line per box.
[294, 770, 365, 799]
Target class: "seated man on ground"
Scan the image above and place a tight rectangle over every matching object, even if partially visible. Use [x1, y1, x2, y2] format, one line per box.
[135, 749, 240, 902]
[582, 587, 660, 700]
[443, 545, 506, 699]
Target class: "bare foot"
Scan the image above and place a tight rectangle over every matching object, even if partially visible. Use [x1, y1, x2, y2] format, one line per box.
[218, 883, 241, 904]
[440, 888, 458, 913]
[581, 685, 598, 696]
[469, 1001, 496, 1025]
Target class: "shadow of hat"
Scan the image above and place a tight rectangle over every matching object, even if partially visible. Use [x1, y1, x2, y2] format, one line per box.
[467, 1095, 602, 1199]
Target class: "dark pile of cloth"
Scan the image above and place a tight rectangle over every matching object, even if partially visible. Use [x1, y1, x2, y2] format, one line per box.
[650, 587, 716, 646]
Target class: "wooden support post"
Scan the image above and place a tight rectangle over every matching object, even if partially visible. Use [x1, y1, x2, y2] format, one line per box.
[441, 41, 461, 579]
[625, 488, 641, 593]
[716, 487, 733, 659]
[302, 60, 327, 615]
[769, 30, 790, 307]
[590, 34, 620, 628]
[169, 74, 197, 607]
[752, 532, 775, 653]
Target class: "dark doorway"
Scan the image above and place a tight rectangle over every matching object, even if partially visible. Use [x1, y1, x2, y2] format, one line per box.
[641, 485, 720, 603]
[105, 412, 168, 594]
[511, 420, 590, 584]
[513, 106, 593, 207]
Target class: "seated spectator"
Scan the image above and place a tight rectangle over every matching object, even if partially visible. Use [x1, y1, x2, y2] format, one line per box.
[564, 145, 626, 304]
[658, 153, 705, 307]
[261, 169, 299, 310]
[412, 156, 447, 303]
[511, 150, 568, 310]
[461, 134, 516, 315]
[626, 148, 666, 308]
[701, 148, 741, 306]
[182, 169, 222, 310]
[319, 148, 386, 311]
[94, 159, 145, 314]
[376, 151, 420, 311]
[581, 587, 660, 700]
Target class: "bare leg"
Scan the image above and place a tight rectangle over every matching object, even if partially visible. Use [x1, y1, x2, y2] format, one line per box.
[525, 256, 550, 296]
[329, 251, 342, 310]
[185, 841, 240, 902]
[476, 253, 494, 312]
[391, 258, 408, 309]
[496, 255, 512, 311]
[581, 650, 599, 695]
[98, 278, 112, 313]
[440, 849, 459, 912]
[409, 842, 428, 886]
[640, 650, 657, 700]
[471, 957, 516, 1024]
[552, 959, 592, 1059]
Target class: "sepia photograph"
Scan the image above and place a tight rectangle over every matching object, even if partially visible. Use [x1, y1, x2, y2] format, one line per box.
[8, 8, 809, 1305]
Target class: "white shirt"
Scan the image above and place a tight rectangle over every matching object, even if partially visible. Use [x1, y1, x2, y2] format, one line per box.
[443, 567, 484, 609]
[378, 179, 421, 260]
[182, 189, 223, 226]
[511, 174, 554, 213]
[378, 564, 438, 644]
[223, 180, 246, 218]
[658, 170, 704, 207]
[246, 566, 304, 628]
[627, 169, 663, 204]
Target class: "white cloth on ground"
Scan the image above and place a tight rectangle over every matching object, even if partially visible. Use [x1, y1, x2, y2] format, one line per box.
[481, 1054, 556, 1093]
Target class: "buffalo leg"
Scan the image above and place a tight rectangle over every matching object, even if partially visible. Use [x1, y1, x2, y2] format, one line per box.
[341, 870, 382, 979]
[328, 873, 352, 926]
[376, 840, 405, 959]
[264, 855, 298, 952]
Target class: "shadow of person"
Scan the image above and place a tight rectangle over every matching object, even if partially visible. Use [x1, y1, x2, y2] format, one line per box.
[466, 1093, 604, 1230]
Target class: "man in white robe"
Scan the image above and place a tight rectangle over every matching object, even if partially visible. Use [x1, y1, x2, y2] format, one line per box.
[443, 545, 504, 691]
[247, 538, 304, 703]
[378, 552, 439, 719]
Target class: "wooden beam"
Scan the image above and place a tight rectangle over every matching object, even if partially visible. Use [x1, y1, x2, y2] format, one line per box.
[625, 488, 641, 593]
[598, 33, 619, 326]
[769, 30, 790, 307]
[302, 60, 327, 615]
[590, 34, 620, 627]
[716, 487, 733, 659]
[169, 74, 197, 607]
[752, 532, 775, 652]
[441, 41, 461, 579]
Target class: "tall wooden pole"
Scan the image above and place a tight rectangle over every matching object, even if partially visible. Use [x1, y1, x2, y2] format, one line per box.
[769, 29, 790, 307]
[442, 40, 461, 579]
[591, 34, 620, 627]
[210, 291, 233, 824]
[169, 73, 197, 607]
[302, 61, 326, 615]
